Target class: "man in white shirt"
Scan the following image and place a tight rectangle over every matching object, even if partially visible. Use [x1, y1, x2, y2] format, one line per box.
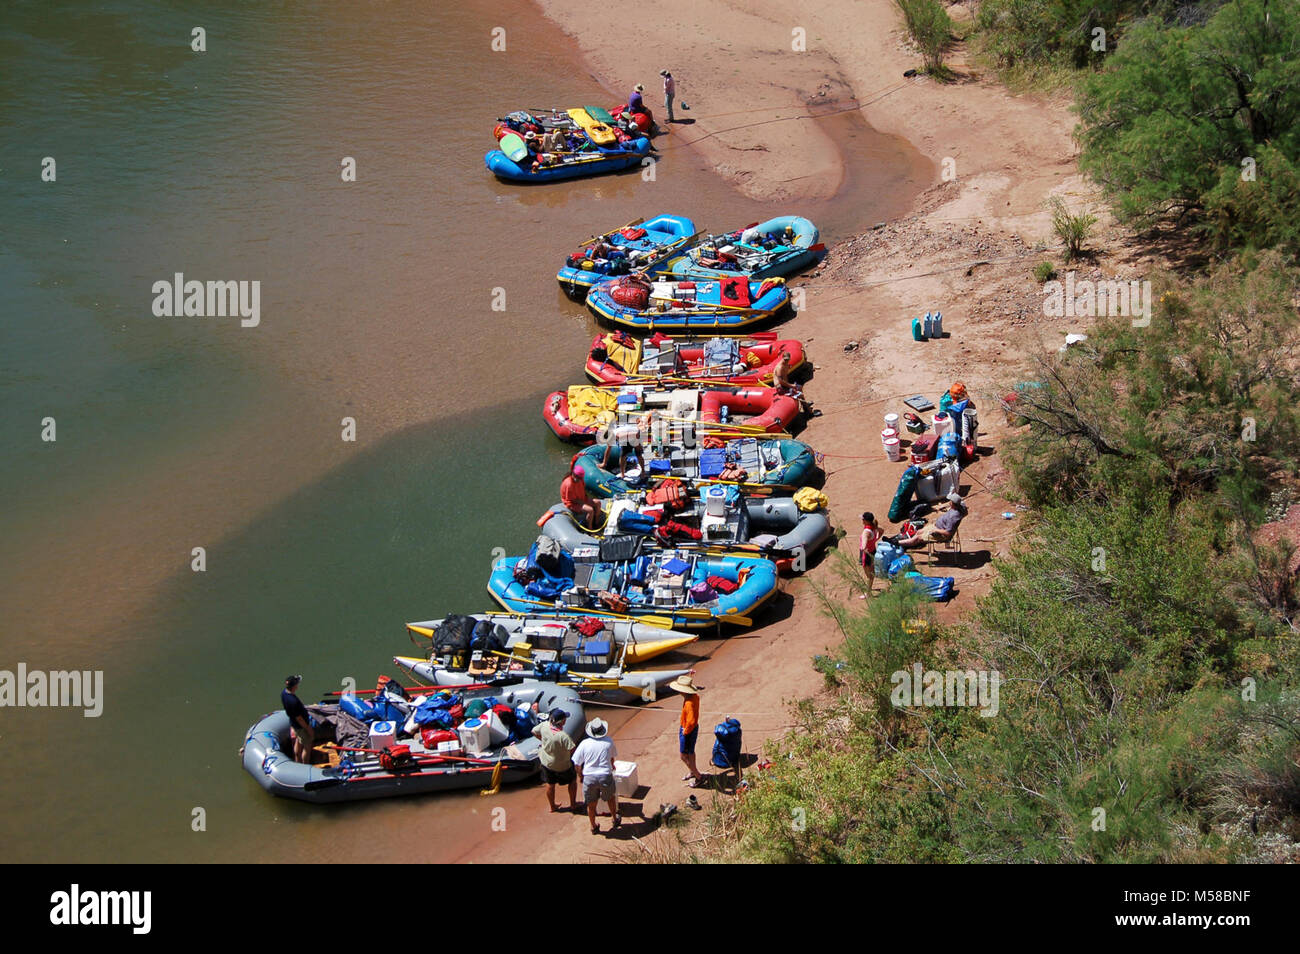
[572, 718, 620, 834]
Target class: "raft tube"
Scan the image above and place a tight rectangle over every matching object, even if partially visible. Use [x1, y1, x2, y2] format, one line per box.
[585, 331, 807, 386]
[404, 612, 697, 666]
[669, 216, 824, 280]
[587, 276, 790, 331]
[487, 550, 779, 630]
[485, 137, 650, 183]
[556, 214, 697, 299]
[540, 496, 832, 568]
[574, 438, 818, 498]
[241, 682, 584, 804]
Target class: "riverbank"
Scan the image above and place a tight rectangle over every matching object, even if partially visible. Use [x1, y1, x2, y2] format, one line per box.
[444, 0, 1160, 862]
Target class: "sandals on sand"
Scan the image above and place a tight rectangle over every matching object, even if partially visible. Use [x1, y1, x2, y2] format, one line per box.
[612, 815, 623, 829]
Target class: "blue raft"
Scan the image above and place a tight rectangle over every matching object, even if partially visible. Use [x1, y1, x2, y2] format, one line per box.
[487, 545, 779, 629]
[587, 274, 791, 331]
[557, 214, 698, 299]
[485, 137, 651, 183]
[669, 216, 824, 280]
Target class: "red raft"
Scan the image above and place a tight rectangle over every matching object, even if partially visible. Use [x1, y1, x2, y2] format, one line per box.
[584, 331, 806, 386]
[543, 381, 803, 445]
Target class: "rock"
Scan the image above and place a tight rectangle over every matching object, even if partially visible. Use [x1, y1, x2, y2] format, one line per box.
[844, 340, 859, 352]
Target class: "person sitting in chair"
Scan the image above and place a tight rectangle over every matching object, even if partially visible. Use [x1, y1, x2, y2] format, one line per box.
[898, 492, 966, 549]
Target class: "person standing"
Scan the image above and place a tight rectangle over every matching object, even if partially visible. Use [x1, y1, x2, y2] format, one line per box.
[859, 512, 882, 598]
[281, 675, 314, 764]
[660, 70, 676, 123]
[572, 718, 620, 834]
[532, 709, 578, 813]
[669, 674, 705, 787]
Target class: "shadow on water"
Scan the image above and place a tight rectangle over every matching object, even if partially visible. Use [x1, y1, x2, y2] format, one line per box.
[0, 393, 583, 862]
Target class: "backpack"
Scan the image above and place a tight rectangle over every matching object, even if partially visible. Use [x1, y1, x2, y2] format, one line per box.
[711, 718, 742, 769]
[379, 745, 415, 772]
[534, 535, 564, 575]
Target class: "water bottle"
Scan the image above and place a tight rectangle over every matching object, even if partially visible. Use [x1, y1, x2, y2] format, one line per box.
[932, 311, 943, 338]
[922, 311, 933, 338]
[720, 405, 729, 424]
[912, 317, 925, 341]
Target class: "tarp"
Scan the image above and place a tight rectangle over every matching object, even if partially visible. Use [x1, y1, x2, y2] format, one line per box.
[566, 386, 618, 429]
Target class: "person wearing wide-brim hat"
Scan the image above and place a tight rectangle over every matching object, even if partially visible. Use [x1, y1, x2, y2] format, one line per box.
[670, 674, 706, 787]
[572, 718, 621, 834]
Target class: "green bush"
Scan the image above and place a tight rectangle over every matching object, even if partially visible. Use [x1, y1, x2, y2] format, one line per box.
[894, 0, 952, 73]
[1034, 260, 1057, 282]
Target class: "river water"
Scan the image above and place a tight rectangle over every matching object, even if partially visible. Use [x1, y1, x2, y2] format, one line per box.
[0, 0, 928, 861]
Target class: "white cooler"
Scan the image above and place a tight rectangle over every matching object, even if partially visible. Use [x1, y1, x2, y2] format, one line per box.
[458, 718, 491, 754]
[614, 760, 639, 797]
[369, 721, 397, 751]
[484, 709, 511, 745]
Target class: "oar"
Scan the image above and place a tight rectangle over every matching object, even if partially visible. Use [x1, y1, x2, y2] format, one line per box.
[498, 596, 680, 630]
[579, 217, 645, 248]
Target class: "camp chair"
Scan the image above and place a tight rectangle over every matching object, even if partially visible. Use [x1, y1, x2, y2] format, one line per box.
[927, 525, 962, 564]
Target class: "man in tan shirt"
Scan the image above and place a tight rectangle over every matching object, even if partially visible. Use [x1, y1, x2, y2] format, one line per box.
[532, 709, 577, 812]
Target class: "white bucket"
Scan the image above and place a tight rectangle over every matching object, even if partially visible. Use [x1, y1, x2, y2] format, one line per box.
[884, 437, 901, 461]
[883, 412, 900, 431]
[881, 427, 898, 454]
[705, 485, 727, 517]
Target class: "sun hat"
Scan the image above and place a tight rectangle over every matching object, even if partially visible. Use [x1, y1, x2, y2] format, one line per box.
[586, 718, 609, 738]
[947, 491, 964, 504]
[549, 709, 568, 725]
[573, 465, 586, 477]
[659, 70, 670, 76]
[668, 674, 701, 695]
[634, 84, 645, 92]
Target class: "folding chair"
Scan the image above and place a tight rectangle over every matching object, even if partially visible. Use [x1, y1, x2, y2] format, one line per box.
[926, 525, 962, 564]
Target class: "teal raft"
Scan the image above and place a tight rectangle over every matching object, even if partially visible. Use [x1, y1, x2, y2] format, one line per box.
[487, 544, 779, 629]
[669, 216, 824, 280]
[573, 436, 818, 498]
[587, 274, 790, 331]
[557, 214, 698, 300]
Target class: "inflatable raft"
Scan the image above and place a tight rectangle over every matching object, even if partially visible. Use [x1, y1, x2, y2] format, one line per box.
[543, 382, 803, 444]
[403, 612, 698, 666]
[573, 436, 818, 498]
[486, 137, 650, 183]
[557, 215, 698, 299]
[539, 491, 832, 573]
[669, 216, 824, 280]
[241, 682, 584, 804]
[488, 546, 779, 629]
[587, 274, 790, 331]
[586, 331, 806, 386]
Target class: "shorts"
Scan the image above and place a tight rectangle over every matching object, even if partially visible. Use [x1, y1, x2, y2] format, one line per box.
[679, 727, 698, 754]
[540, 764, 575, 785]
[583, 774, 616, 803]
[291, 722, 315, 745]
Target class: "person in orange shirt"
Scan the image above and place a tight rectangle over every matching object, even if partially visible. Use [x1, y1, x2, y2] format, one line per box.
[669, 674, 705, 787]
[561, 464, 598, 529]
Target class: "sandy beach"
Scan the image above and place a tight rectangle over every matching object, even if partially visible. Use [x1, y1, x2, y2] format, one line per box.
[424, 0, 1164, 863]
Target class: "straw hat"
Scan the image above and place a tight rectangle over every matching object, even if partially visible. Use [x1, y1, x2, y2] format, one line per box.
[634, 84, 645, 92]
[668, 674, 702, 695]
[586, 718, 609, 738]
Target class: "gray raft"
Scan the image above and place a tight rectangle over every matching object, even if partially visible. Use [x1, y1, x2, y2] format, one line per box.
[542, 495, 832, 561]
[241, 682, 585, 804]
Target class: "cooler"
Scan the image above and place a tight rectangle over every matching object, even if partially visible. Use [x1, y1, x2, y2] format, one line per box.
[458, 718, 491, 754]
[614, 760, 640, 797]
[369, 721, 397, 751]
